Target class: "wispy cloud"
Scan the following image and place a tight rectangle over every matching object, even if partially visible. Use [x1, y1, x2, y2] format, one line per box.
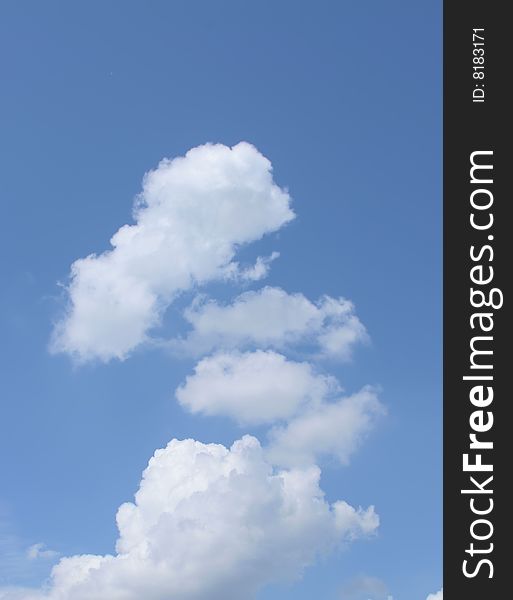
[339, 575, 391, 600]
[26, 545, 58, 562]
[0, 517, 58, 589]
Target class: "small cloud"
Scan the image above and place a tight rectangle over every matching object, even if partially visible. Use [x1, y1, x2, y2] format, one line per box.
[26, 543, 59, 560]
[224, 251, 280, 282]
[339, 575, 390, 600]
[426, 589, 443, 600]
[176, 350, 337, 426]
[171, 286, 368, 361]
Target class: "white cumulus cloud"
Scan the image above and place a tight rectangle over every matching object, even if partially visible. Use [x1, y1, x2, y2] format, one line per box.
[172, 286, 368, 360]
[50, 142, 294, 363]
[0, 436, 378, 600]
[36, 138, 389, 600]
[426, 589, 443, 600]
[267, 386, 385, 467]
[176, 350, 338, 425]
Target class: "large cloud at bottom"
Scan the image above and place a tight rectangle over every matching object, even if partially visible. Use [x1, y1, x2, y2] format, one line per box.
[1, 436, 378, 600]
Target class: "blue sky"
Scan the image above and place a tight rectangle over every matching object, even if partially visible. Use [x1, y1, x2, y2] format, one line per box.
[0, 2, 441, 599]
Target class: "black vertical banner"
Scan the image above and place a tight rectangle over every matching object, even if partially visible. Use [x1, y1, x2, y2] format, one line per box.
[444, 1, 509, 598]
